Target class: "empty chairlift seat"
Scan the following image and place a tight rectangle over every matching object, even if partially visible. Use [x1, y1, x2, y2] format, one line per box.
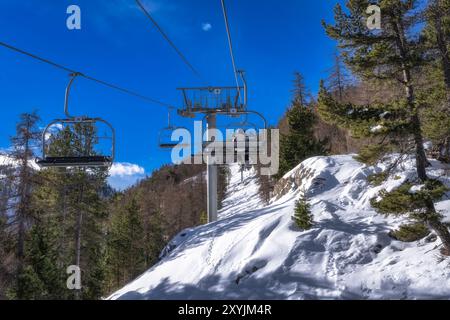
[37, 118, 115, 168]
[37, 155, 113, 168]
[36, 73, 115, 169]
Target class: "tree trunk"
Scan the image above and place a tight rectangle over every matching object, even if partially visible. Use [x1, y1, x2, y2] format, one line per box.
[411, 113, 430, 181]
[74, 182, 84, 299]
[428, 219, 450, 255]
[16, 138, 30, 298]
[75, 210, 82, 268]
[425, 197, 450, 255]
[394, 19, 430, 180]
[57, 184, 67, 269]
[446, 137, 450, 162]
[16, 210, 25, 298]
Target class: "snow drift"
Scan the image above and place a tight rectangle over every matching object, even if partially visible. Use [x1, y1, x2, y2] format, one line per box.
[108, 155, 450, 300]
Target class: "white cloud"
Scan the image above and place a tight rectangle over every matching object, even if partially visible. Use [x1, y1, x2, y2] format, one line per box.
[50, 123, 63, 130]
[43, 123, 64, 141]
[39, 123, 63, 132]
[109, 162, 145, 177]
[202, 23, 212, 32]
[108, 162, 146, 191]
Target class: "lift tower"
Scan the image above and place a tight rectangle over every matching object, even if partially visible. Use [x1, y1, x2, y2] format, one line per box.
[177, 71, 247, 223]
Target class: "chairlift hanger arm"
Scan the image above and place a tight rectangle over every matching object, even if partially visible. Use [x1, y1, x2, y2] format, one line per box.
[64, 73, 116, 163]
[238, 70, 247, 109]
[64, 72, 84, 119]
[199, 110, 268, 147]
[220, 0, 241, 102]
[202, 110, 267, 130]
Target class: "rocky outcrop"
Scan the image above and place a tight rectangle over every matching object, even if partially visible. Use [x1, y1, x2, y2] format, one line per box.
[272, 163, 316, 200]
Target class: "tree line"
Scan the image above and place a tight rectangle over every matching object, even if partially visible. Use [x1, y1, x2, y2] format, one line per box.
[0, 113, 228, 299]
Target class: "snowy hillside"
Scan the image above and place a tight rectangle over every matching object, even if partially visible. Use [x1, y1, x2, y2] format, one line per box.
[219, 164, 264, 220]
[108, 155, 450, 300]
[0, 154, 40, 171]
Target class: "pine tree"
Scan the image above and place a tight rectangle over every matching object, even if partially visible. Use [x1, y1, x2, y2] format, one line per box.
[424, 0, 450, 102]
[145, 210, 165, 266]
[0, 203, 13, 299]
[421, 0, 450, 162]
[0, 163, 16, 294]
[371, 179, 448, 245]
[25, 169, 70, 299]
[320, 0, 450, 253]
[9, 112, 41, 298]
[107, 197, 146, 288]
[14, 216, 66, 300]
[278, 72, 327, 178]
[125, 198, 145, 278]
[292, 194, 313, 230]
[292, 72, 310, 106]
[326, 51, 352, 101]
[37, 122, 110, 299]
[83, 244, 107, 300]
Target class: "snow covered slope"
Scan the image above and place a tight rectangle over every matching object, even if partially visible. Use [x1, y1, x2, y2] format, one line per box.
[108, 155, 450, 300]
[219, 164, 263, 220]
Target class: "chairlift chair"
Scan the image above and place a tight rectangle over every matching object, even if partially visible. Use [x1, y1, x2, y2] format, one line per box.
[201, 110, 267, 165]
[36, 73, 115, 168]
[225, 115, 259, 133]
[158, 107, 190, 149]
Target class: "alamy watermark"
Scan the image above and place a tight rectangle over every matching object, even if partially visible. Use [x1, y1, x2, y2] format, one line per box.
[169, 122, 280, 176]
[64, 4, 380, 31]
[66, 5, 81, 30]
[66, 265, 81, 290]
[366, 5, 381, 30]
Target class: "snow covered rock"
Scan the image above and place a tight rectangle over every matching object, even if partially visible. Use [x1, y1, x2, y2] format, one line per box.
[108, 155, 450, 300]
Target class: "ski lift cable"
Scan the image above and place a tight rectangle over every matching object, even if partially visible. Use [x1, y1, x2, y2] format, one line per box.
[135, 0, 205, 83]
[220, 0, 242, 104]
[0, 40, 172, 108]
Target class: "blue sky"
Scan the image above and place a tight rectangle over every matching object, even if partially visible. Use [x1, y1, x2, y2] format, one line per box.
[0, 0, 341, 189]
